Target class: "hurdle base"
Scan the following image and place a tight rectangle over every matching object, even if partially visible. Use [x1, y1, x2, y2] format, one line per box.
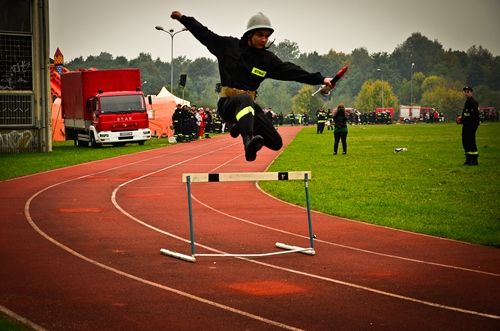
[275, 242, 315, 256]
[160, 248, 196, 262]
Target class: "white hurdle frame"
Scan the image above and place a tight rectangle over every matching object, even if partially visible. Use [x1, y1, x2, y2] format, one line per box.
[160, 171, 315, 262]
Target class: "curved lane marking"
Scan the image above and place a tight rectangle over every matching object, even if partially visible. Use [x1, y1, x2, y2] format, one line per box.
[112, 150, 500, 321]
[24, 141, 303, 331]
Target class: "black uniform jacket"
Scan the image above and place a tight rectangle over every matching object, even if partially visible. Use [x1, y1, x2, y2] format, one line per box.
[461, 97, 480, 127]
[179, 15, 325, 91]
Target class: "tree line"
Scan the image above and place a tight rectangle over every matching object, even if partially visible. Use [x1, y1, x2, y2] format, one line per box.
[65, 32, 499, 120]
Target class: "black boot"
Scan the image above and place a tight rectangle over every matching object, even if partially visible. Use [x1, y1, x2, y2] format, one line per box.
[464, 154, 471, 165]
[470, 154, 478, 166]
[243, 135, 264, 161]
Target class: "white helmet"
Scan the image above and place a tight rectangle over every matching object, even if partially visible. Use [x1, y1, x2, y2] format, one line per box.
[245, 12, 274, 35]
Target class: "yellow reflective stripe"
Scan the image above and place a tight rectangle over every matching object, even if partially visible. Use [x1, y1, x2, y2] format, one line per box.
[251, 67, 267, 77]
[236, 106, 255, 121]
[466, 151, 478, 155]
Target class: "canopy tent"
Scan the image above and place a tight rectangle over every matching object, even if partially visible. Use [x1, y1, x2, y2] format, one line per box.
[148, 87, 191, 138]
[147, 95, 176, 138]
[51, 98, 66, 142]
[157, 86, 190, 106]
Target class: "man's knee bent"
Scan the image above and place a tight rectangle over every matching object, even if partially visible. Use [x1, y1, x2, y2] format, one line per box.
[266, 136, 283, 151]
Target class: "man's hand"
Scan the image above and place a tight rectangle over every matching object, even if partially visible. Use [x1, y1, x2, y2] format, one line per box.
[171, 11, 182, 20]
[323, 77, 333, 89]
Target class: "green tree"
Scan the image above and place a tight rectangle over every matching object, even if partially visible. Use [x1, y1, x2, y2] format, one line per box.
[390, 32, 444, 77]
[258, 81, 292, 115]
[354, 79, 398, 113]
[421, 75, 446, 92]
[270, 39, 301, 62]
[411, 72, 426, 104]
[421, 85, 462, 118]
[292, 85, 322, 115]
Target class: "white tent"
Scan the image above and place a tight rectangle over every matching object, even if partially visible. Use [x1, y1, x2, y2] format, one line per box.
[157, 86, 190, 106]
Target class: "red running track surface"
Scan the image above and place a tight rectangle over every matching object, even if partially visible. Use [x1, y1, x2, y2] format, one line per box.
[1, 126, 499, 330]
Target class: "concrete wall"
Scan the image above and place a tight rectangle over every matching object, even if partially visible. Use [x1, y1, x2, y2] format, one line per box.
[0, 0, 51, 153]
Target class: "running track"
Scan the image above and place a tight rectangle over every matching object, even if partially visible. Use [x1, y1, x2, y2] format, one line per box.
[1, 126, 499, 330]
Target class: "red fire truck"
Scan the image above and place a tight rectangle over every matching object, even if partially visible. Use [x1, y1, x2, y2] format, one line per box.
[61, 68, 151, 147]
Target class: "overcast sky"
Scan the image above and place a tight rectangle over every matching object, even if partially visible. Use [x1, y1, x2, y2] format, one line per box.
[49, 0, 500, 63]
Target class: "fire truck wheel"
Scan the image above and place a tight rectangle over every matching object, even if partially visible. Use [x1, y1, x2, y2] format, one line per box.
[90, 133, 101, 148]
[74, 138, 85, 147]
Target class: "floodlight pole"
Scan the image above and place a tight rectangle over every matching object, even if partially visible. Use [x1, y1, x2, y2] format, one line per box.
[155, 26, 187, 93]
[410, 62, 415, 106]
[377, 68, 384, 110]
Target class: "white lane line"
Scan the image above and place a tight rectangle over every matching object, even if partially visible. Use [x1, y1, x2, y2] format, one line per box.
[24, 194, 302, 331]
[111, 153, 500, 321]
[117, 190, 500, 320]
[24, 142, 304, 330]
[192, 194, 500, 277]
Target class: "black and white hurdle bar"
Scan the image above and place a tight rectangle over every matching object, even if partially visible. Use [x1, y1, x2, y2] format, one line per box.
[160, 171, 315, 262]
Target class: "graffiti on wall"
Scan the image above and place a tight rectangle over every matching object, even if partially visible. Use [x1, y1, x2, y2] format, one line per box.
[0, 60, 32, 90]
[0, 130, 35, 152]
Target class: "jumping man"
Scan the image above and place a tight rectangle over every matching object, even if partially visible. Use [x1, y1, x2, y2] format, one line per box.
[170, 11, 333, 161]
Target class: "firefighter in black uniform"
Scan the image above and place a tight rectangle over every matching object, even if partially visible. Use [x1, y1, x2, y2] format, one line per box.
[213, 111, 222, 133]
[316, 108, 327, 134]
[172, 104, 183, 142]
[459, 86, 480, 165]
[170, 11, 333, 161]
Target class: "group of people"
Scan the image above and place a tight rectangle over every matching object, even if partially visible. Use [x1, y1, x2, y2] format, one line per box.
[169, 10, 481, 165]
[171, 104, 223, 142]
[422, 110, 445, 123]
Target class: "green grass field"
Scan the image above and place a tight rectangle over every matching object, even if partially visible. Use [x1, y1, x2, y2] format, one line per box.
[0, 314, 30, 331]
[0, 138, 171, 181]
[261, 122, 500, 247]
[1, 123, 499, 246]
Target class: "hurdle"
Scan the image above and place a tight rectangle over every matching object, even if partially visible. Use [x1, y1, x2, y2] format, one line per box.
[160, 171, 315, 262]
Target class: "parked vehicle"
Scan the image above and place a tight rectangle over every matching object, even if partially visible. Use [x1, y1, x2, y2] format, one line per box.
[61, 68, 151, 147]
[399, 105, 435, 123]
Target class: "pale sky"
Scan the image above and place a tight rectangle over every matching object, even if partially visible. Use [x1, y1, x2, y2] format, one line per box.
[49, 0, 500, 62]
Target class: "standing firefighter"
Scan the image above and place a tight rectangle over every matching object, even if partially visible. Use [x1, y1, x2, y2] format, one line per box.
[316, 108, 327, 134]
[172, 104, 183, 142]
[459, 86, 480, 165]
[170, 11, 333, 161]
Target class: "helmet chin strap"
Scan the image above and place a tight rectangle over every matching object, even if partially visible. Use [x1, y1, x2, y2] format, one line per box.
[265, 38, 275, 49]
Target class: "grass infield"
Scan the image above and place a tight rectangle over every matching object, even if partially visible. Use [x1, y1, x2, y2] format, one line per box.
[1, 123, 499, 246]
[261, 122, 500, 247]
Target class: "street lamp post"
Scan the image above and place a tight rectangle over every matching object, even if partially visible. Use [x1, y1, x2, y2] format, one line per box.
[155, 26, 187, 93]
[410, 62, 415, 106]
[377, 68, 384, 110]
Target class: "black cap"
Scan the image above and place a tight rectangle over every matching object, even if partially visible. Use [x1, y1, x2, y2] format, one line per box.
[463, 86, 473, 92]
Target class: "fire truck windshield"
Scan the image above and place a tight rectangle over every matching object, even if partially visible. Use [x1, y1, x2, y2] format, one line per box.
[100, 94, 146, 113]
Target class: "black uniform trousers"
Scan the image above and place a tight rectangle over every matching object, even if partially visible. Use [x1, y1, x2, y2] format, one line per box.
[334, 132, 347, 154]
[462, 125, 478, 154]
[217, 94, 283, 151]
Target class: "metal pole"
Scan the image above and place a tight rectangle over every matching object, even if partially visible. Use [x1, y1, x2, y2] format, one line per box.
[381, 70, 384, 111]
[410, 62, 415, 106]
[377, 68, 383, 110]
[304, 173, 314, 250]
[186, 176, 196, 256]
[170, 35, 174, 93]
[155, 27, 187, 93]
